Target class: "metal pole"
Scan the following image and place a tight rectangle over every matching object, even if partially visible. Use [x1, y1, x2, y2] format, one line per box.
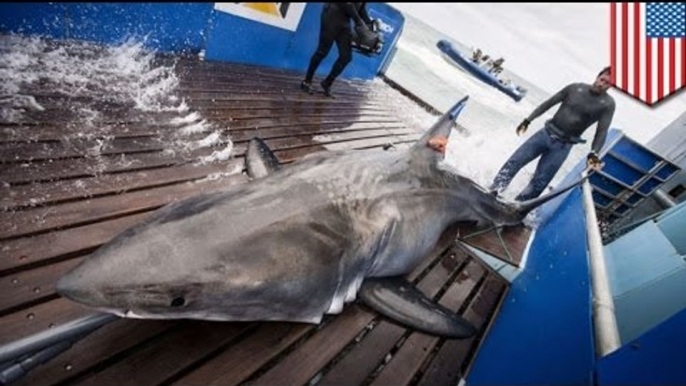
[581, 175, 621, 356]
[0, 313, 118, 364]
[0, 337, 82, 385]
[654, 188, 677, 209]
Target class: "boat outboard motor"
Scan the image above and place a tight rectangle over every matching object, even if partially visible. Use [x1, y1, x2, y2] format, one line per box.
[351, 20, 384, 56]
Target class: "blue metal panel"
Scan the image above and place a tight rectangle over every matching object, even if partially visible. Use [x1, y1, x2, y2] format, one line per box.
[614, 267, 686, 344]
[205, 3, 405, 80]
[656, 201, 686, 254]
[637, 177, 661, 195]
[66, 3, 211, 52]
[604, 221, 680, 298]
[590, 173, 624, 196]
[626, 193, 643, 205]
[467, 188, 595, 386]
[341, 3, 405, 79]
[592, 191, 612, 208]
[1, 3, 212, 53]
[535, 129, 623, 225]
[612, 137, 661, 173]
[0, 3, 67, 38]
[127, 3, 211, 53]
[596, 307, 686, 386]
[602, 154, 644, 187]
[583, 132, 681, 222]
[655, 163, 678, 181]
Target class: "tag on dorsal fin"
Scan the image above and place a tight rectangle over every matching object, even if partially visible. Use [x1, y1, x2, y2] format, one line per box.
[359, 276, 477, 338]
[246, 137, 281, 179]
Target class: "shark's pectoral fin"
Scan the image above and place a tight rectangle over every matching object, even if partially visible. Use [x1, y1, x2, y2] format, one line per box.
[246, 137, 281, 179]
[359, 277, 477, 339]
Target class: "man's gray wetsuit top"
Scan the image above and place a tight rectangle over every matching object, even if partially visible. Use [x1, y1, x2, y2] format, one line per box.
[527, 83, 615, 153]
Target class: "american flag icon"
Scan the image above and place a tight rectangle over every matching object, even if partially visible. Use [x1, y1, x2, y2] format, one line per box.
[611, 2, 686, 105]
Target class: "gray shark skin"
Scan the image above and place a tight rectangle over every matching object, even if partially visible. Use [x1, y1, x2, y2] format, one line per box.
[56, 97, 584, 336]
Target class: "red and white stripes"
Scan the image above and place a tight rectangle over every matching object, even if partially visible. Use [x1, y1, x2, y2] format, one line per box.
[611, 2, 685, 105]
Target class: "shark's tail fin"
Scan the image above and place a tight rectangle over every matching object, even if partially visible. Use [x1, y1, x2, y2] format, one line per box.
[411, 96, 468, 154]
[514, 172, 591, 217]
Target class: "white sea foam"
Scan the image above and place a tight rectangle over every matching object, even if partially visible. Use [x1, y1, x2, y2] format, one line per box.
[0, 34, 234, 165]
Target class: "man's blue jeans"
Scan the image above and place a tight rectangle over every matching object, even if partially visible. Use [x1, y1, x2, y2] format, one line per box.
[490, 127, 573, 201]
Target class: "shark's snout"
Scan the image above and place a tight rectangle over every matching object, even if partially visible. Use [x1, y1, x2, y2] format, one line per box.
[56, 268, 105, 308]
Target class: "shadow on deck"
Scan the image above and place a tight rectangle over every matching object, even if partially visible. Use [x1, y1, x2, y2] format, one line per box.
[0, 44, 526, 386]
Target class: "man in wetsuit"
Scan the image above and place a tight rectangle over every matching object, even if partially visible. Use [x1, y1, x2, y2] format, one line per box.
[301, 3, 373, 98]
[490, 67, 615, 200]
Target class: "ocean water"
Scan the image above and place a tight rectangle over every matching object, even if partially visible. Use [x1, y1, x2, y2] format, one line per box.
[383, 14, 591, 199]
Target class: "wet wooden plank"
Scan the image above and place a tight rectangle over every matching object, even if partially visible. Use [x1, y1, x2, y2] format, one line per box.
[317, 248, 470, 386]
[177, 69, 372, 91]
[0, 212, 151, 275]
[0, 175, 248, 241]
[0, 298, 88, 346]
[16, 319, 176, 386]
[416, 277, 507, 386]
[0, 258, 81, 314]
[1, 160, 243, 210]
[0, 122, 408, 163]
[0, 152, 190, 186]
[458, 224, 531, 267]
[171, 323, 313, 386]
[249, 306, 374, 386]
[0, 120, 402, 145]
[70, 321, 252, 386]
[317, 322, 405, 386]
[368, 259, 487, 386]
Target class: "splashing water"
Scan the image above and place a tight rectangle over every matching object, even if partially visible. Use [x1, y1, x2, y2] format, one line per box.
[382, 15, 591, 203]
[0, 35, 186, 115]
[0, 34, 234, 168]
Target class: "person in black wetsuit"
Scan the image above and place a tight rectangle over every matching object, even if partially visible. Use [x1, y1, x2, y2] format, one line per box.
[490, 67, 615, 200]
[301, 3, 373, 98]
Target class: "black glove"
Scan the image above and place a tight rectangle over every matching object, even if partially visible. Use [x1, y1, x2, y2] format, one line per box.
[516, 118, 531, 136]
[587, 151, 603, 170]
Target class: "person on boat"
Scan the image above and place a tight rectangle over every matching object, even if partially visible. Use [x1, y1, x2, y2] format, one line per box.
[480, 55, 491, 67]
[301, 3, 373, 98]
[471, 48, 483, 63]
[489, 58, 504, 75]
[489, 67, 615, 200]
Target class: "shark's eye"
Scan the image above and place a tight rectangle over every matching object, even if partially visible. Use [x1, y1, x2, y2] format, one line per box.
[170, 296, 186, 307]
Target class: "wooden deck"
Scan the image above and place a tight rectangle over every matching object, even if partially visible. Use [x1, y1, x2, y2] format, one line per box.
[458, 225, 531, 267]
[1, 50, 518, 386]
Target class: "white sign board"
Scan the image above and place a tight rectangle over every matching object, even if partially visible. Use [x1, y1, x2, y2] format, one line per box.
[214, 3, 306, 32]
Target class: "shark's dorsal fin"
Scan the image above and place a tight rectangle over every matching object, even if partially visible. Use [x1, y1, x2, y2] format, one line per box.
[410, 96, 469, 158]
[246, 137, 281, 179]
[358, 276, 477, 338]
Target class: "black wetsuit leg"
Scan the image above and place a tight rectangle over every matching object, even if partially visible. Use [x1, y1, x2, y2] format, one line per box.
[322, 29, 352, 86]
[305, 5, 352, 85]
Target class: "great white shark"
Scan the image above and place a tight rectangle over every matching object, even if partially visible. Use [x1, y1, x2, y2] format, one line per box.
[56, 97, 585, 338]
